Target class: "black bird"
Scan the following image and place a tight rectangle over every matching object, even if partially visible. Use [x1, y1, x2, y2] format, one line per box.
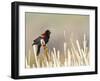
[32, 30, 51, 56]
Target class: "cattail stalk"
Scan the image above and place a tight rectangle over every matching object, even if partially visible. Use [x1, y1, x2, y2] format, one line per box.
[33, 45, 39, 67]
[26, 35, 89, 68]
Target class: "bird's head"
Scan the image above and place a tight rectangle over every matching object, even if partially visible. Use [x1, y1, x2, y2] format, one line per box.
[45, 30, 51, 35]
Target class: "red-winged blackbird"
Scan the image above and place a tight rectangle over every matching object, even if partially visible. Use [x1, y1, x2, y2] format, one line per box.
[32, 30, 51, 56]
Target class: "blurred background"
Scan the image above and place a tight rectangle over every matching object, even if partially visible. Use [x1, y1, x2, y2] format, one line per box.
[25, 12, 89, 55]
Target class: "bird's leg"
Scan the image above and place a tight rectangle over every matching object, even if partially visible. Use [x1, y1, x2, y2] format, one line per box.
[41, 39, 50, 61]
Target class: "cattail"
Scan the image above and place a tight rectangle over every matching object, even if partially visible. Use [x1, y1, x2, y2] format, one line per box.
[71, 39, 80, 66]
[64, 42, 67, 56]
[81, 49, 88, 65]
[83, 34, 86, 54]
[25, 52, 30, 68]
[64, 42, 67, 66]
[76, 40, 83, 65]
[52, 51, 56, 67]
[28, 50, 31, 67]
[33, 45, 39, 68]
[67, 49, 71, 66]
[53, 48, 57, 67]
[57, 50, 60, 67]
[26, 34, 89, 68]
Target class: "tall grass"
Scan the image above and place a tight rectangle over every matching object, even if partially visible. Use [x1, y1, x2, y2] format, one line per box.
[26, 34, 89, 68]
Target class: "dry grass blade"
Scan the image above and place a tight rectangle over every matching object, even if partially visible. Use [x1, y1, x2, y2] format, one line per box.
[26, 35, 89, 68]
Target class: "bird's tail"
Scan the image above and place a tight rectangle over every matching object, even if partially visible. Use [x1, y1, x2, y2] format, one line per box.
[32, 41, 36, 46]
[32, 42, 35, 46]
